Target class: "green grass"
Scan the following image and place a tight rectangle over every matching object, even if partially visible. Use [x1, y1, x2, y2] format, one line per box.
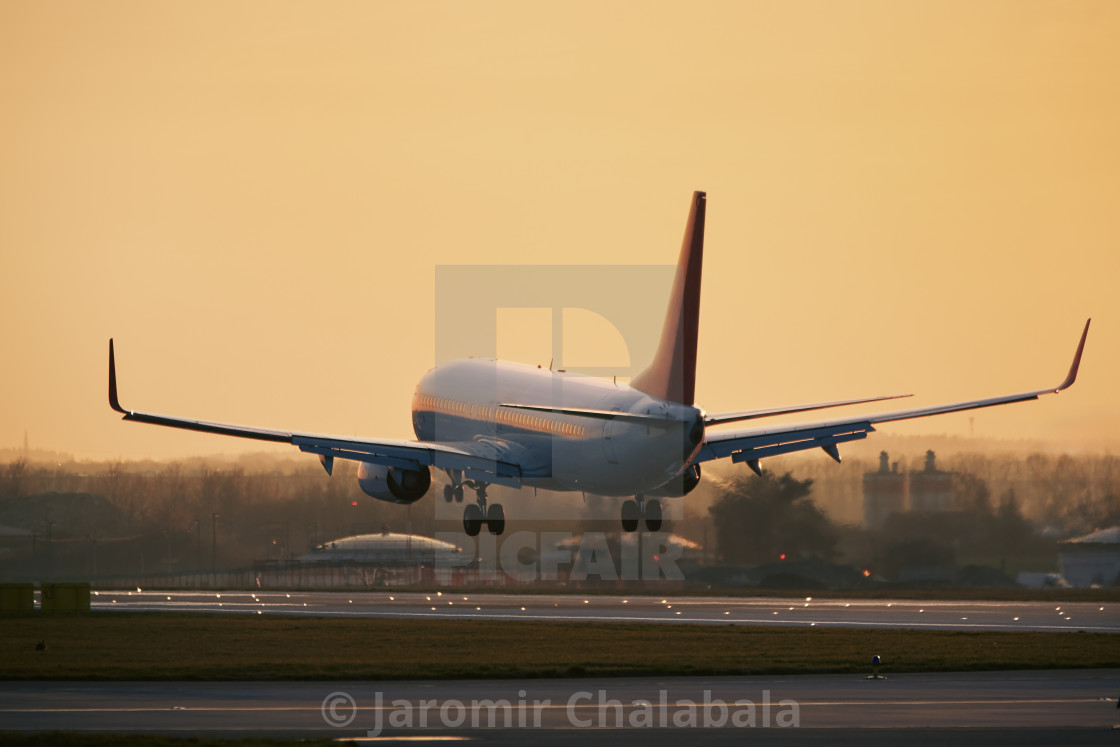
[2, 612, 1119, 680]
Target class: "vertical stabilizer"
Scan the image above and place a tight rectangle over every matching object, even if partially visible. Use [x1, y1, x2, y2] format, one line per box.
[630, 191, 705, 405]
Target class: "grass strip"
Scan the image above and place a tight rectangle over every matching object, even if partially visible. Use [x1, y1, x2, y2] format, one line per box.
[2, 612, 1118, 680]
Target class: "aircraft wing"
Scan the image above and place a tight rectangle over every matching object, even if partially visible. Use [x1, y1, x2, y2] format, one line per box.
[107, 341, 522, 487]
[696, 319, 1090, 474]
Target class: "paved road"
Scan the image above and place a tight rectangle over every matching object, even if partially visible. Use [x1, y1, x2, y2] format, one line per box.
[92, 589, 1120, 632]
[1, 670, 1117, 744]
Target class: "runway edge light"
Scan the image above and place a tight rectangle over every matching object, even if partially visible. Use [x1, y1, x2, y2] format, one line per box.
[868, 654, 885, 680]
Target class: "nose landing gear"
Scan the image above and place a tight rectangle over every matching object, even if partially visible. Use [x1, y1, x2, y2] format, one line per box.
[620, 496, 662, 532]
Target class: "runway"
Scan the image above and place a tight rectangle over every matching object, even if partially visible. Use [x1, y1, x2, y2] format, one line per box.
[91, 589, 1120, 632]
[2, 670, 1117, 744]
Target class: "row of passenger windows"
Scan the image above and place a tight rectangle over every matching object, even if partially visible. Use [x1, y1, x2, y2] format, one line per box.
[414, 394, 585, 438]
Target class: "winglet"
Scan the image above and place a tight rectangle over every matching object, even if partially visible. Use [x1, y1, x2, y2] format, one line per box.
[108, 339, 126, 414]
[1055, 318, 1091, 393]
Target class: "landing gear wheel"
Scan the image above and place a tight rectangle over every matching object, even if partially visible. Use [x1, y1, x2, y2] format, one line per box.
[644, 499, 663, 532]
[453, 486, 464, 503]
[486, 503, 506, 535]
[443, 484, 454, 503]
[621, 499, 640, 533]
[463, 504, 483, 537]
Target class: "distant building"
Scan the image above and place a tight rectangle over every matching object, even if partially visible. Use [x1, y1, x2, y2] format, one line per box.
[909, 450, 953, 513]
[1016, 571, 1070, 589]
[555, 532, 703, 560]
[863, 449, 960, 527]
[863, 451, 906, 528]
[1059, 526, 1120, 588]
[298, 532, 471, 568]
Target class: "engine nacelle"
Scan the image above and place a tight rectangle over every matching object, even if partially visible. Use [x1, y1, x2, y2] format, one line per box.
[647, 463, 702, 498]
[357, 463, 432, 504]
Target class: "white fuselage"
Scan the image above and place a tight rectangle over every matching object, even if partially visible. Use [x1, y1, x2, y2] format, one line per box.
[411, 359, 704, 496]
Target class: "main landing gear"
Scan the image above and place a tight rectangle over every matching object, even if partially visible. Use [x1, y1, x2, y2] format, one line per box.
[621, 496, 662, 532]
[457, 481, 505, 537]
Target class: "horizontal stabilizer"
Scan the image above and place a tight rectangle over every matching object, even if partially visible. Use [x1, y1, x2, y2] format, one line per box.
[705, 393, 912, 427]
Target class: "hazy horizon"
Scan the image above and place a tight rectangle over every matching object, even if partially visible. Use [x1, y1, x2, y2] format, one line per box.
[5, 430, 1118, 469]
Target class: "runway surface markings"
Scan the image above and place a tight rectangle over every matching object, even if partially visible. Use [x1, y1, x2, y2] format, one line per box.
[88, 602, 1120, 633]
[2, 698, 1105, 714]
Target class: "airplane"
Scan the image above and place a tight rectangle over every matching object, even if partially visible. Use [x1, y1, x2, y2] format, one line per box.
[108, 191, 1091, 537]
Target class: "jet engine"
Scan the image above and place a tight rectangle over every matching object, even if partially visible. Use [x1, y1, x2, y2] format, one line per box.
[357, 463, 432, 504]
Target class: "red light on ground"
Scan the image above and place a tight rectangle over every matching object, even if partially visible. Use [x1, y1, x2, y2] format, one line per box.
[780, 553, 786, 560]
[351, 501, 358, 506]
[653, 554, 660, 562]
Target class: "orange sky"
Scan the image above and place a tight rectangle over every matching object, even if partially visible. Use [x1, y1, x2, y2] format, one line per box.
[1, 1, 1117, 461]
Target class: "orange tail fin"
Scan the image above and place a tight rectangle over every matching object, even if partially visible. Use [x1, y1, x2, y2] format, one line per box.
[630, 191, 706, 405]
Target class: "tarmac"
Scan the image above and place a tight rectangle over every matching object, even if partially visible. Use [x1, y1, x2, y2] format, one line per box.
[5, 589, 1116, 744]
[92, 589, 1120, 632]
[1, 670, 1117, 744]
